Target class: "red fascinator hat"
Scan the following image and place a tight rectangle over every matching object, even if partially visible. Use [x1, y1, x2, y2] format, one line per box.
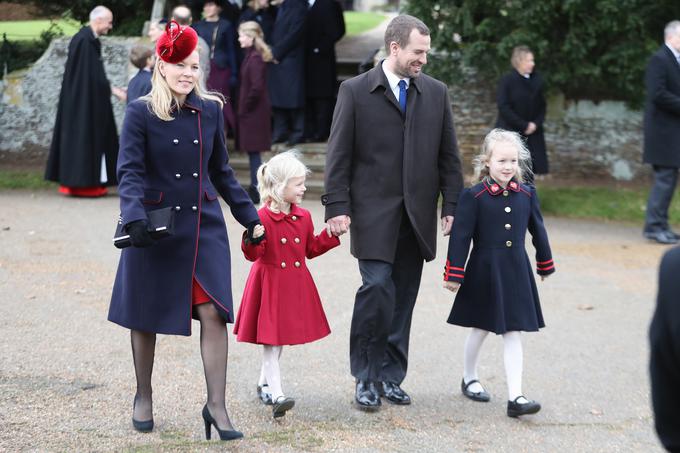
[156, 20, 198, 63]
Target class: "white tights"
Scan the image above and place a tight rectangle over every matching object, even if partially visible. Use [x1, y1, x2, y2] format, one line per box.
[463, 328, 525, 401]
[258, 345, 284, 401]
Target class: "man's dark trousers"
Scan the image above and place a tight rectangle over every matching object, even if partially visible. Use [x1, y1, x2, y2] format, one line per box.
[645, 165, 679, 233]
[349, 213, 424, 384]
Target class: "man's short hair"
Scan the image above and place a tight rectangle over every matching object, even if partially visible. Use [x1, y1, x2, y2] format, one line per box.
[384, 15, 429, 52]
[511, 45, 533, 68]
[664, 21, 680, 39]
[172, 6, 193, 26]
[129, 45, 153, 69]
[89, 5, 111, 22]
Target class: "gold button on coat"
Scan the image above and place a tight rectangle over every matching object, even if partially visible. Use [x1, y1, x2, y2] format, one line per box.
[505, 207, 512, 213]
[281, 238, 287, 244]
[506, 240, 512, 247]
[503, 190, 509, 196]
[281, 262, 286, 268]
[291, 215, 297, 221]
[173, 139, 179, 144]
[191, 206, 197, 211]
[192, 173, 198, 178]
[175, 206, 181, 211]
[175, 173, 181, 179]
[193, 139, 199, 145]
[505, 224, 511, 230]
[294, 261, 301, 267]
[294, 237, 300, 243]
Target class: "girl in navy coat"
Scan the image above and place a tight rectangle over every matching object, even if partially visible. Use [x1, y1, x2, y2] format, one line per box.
[443, 129, 555, 417]
[108, 22, 262, 441]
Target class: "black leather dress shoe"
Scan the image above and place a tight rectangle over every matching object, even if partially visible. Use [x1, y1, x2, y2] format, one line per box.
[507, 396, 541, 417]
[644, 230, 678, 244]
[355, 380, 381, 411]
[379, 381, 411, 405]
[461, 378, 490, 402]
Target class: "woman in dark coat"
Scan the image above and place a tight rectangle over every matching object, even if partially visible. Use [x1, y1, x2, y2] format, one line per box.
[193, 1, 239, 134]
[236, 21, 273, 202]
[108, 22, 261, 441]
[495, 45, 548, 178]
[239, 0, 275, 42]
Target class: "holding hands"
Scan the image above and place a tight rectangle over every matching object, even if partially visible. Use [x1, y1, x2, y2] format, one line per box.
[327, 215, 350, 237]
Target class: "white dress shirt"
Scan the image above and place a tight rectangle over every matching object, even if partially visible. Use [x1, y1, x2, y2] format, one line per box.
[382, 61, 410, 103]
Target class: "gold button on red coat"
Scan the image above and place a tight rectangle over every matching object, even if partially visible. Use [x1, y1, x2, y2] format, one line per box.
[291, 216, 297, 221]
[294, 237, 300, 243]
[281, 238, 287, 244]
[281, 262, 286, 268]
[294, 261, 301, 267]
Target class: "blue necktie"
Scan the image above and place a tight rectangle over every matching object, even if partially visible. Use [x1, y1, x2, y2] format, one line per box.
[398, 80, 407, 113]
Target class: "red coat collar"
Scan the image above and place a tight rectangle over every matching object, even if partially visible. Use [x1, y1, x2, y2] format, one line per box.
[483, 178, 521, 196]
[262, 203, 306, 222]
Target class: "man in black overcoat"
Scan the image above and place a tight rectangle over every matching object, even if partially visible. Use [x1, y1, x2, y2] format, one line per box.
[45, 5, 121, 197]
[323, 15, 463, 411]
[304, 0, 345, 142]
[267, 0, 308, 145]
[643, 21, 680, 245]
[650, 245, 680, 451]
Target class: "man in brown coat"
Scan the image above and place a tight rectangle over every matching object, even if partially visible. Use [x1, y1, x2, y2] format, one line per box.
[322, 14, 463, 411]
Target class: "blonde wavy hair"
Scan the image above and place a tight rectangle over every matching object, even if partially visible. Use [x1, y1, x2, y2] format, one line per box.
[257, 150, 310, 208]
[238, 21, 273, 62]
[143, 50, 224, 121]
[473, 128, 533, 183]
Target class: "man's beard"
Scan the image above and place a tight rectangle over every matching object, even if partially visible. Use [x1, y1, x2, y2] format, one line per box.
[394, 60, 421, 78]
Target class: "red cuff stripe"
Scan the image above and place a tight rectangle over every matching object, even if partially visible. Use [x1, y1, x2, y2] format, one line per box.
[537, 265, 555, 271]
[445, 272, 465, 278]
[537, 259, 553, 265]
[447, 266, 465, 271]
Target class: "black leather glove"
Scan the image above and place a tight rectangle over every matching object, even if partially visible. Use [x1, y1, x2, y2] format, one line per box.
[126, 220, 156, 248]
[246, 221, 265, 245]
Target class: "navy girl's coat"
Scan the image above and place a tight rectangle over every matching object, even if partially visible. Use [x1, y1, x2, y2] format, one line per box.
[108, 92, 259, 336]
[444, 179, 555, 334]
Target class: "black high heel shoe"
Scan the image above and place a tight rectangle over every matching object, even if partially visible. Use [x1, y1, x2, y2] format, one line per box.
[201, 405, 244, 441]
[132, 396, 153, 433]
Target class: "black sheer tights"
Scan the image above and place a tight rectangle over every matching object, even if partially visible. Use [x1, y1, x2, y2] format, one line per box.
[131, 329, 156, 422]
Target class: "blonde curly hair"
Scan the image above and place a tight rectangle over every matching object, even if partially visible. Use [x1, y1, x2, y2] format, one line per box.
[256, 150, 310, 208]
[473, 128, 533, 183]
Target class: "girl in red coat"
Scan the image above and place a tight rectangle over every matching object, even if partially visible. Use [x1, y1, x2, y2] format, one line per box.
[233, 151, 342, 418]
[236, 21, 272, 203]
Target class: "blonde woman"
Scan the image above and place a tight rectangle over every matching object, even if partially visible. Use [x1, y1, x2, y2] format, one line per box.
[108, 21, 263, 441]
[236, 21, 273, 202]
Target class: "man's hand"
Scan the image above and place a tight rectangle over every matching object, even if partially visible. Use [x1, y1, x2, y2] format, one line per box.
[443, 281, 460, 292]
[524, 121, 537, 135]
[441, 215, 454, 236]
[328, 215, 350, 236]
[111, 86, 127, 102]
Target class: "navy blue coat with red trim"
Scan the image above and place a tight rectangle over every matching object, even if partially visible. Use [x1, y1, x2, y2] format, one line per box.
[444, 179, 555, 334]
[108, 92, 259, 336]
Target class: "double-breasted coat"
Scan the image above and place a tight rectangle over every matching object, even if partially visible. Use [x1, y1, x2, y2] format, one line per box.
[236, 47, 271, 152]
[267, 0, 308, 109]
[233, 204, 339, 345]
[643, 45, 680, 168]
[322, 63, 464, 263]
[495, 70, 548, 174]
[444, 179, 555, 334]
[108, 92, 259, 336]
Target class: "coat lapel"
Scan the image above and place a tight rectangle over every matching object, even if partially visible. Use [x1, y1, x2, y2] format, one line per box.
[367, 62, 403, 115]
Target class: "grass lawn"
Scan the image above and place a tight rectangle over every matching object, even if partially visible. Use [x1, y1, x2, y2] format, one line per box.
[0, 19, 81, 40]
[344, 11, 386, 36]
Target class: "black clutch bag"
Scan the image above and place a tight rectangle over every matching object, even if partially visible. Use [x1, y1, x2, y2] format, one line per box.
[113, 207, 176, 249]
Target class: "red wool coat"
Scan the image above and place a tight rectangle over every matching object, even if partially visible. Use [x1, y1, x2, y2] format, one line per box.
[233, 204, 340, 345]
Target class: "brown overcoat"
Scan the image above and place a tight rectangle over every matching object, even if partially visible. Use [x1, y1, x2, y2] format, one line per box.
[322, 63, 463, 263]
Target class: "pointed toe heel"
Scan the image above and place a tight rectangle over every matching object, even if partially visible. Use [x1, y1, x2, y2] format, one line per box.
[201, 405, 244, 441]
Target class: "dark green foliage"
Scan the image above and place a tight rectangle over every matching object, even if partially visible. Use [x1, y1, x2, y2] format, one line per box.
[405, 0, 680, 107]
[12, 0, 153, 36]
[1, 22, 64, 72]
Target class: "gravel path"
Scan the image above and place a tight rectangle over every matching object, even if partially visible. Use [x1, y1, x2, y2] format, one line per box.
[0, 189, 667, 452]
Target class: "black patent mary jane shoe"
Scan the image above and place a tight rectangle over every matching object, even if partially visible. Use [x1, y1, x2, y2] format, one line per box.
[202, 405, 244, 441]
[257, 384, 273, 405]
[379, 381, 411, 405]
[355, 380, 381, 411]
[507, 396, 541, 418]
[272, 396, 295, 418]
[461, 378, 490, 403]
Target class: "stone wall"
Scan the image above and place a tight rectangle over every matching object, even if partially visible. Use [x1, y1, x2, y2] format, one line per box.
[449, 72, 646, 181]
[0, 35, 138, 154]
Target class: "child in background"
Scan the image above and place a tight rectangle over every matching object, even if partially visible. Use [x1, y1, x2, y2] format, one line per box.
[126, 45, 153, 104]
[236, 21, 273, 203]
[443, 128, 555, 418]
[233, 151, 341, 418]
